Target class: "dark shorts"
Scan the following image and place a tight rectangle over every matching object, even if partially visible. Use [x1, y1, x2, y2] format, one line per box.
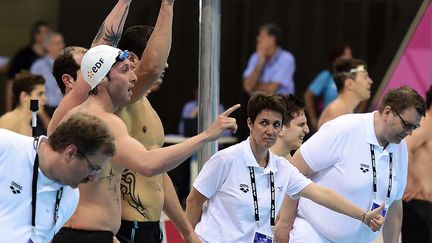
[402, 199, 432, 243]
[116, 220, 162, 243]
[52, 227, 114, 243]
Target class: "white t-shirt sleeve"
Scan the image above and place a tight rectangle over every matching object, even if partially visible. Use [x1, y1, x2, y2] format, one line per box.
[284, 162, 312, 199]
[300, 123, 346, 172]
[193, 152, 230, 199]
[394, 142, 409, 200]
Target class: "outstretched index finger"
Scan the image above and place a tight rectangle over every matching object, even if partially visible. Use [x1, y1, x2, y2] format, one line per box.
[222, 104, 241, 117]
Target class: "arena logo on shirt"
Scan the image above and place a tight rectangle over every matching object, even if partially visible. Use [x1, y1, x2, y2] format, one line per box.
[240, 184, 249, 193]
[9, 181, 22, 194]
[360, 163, 370, 173]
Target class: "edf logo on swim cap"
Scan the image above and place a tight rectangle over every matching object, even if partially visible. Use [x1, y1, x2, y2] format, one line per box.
[81, 45, 123, 89]
[86, 58, 105, 79]
[92, 58, 105, 73]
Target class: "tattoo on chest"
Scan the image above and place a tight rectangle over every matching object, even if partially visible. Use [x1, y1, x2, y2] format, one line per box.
[92, 5, 129, 47]
[120, 170, 149, 220]
[100, 169, 120, 204]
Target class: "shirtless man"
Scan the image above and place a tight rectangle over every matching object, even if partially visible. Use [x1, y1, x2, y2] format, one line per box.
[317, 58, 373, 128]
[50, 42, 238, 241]
[271, 94, 309, 160]
[402, 86, 432, 242]
[0, 71, 46, 136]
[115, 25, 200, 242]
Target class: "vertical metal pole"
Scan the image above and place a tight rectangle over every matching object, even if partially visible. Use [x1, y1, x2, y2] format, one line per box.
[197, 0, 221, 171]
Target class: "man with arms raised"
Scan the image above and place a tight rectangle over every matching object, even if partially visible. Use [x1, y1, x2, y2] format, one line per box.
[115, 25, 200, 242]
[52, 43, 237, 241]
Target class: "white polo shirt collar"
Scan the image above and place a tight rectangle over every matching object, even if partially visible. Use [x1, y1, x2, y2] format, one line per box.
[34, 136, 64, 191]
[243, 137, 278, 174]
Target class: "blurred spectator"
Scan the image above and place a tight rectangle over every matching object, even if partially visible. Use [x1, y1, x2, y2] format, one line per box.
[0, 56, 9, 75]
[30, 32, 65, 117]
[0, 71, 47, 136]
[304, 45, 352, 131]
[178, 87, 228, 136]
[5, 21, 51, 112]
[317, 58, 373, 128]
[243, 23, 295, 95]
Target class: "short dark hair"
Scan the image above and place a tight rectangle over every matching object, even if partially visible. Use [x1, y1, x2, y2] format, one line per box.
[328, 44, 351, 69]
[279, 94, 305, 126]
[380, 86, 426, 117]
[259, 23, 282, 46]
[247, 92, 286, 124]
[426, 85, 432, 110]
[118, 25, 154, 59]
[49, 112, 115, 157]
[53, 46, 86, 94]
[332, 58, 367, 92]
[30, 20, 50, 44]
[12, 71, 45, 108]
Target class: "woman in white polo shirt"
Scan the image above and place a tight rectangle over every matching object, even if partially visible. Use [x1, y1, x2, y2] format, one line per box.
[186, 93, 384, 243]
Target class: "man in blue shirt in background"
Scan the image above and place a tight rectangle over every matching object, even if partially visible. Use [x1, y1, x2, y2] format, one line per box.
[243, 23, 296, 95]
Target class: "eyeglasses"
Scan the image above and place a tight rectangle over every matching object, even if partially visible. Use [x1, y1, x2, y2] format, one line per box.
[393, 109, 420, 131]
[81, 154, 102, 175]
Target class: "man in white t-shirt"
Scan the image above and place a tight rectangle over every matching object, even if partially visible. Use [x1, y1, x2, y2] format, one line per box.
[275, 86, 426, 243]
[0, 112, 115, 242]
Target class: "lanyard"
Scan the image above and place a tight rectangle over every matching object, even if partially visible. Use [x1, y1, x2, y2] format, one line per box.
[248, 167, 275, 227]
[31, 137, 63, 236]
[369, 144, 392, 199]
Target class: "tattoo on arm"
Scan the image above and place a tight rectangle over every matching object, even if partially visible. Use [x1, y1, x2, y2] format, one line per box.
[92, 5, 129, 47]
[120, 170, 149, 220]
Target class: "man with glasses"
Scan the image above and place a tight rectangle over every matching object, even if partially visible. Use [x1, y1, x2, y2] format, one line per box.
[317, 58, 373, 129]
[81, 153, 103, 175]
[274, 86, 425, 242]
[0, 112, 115, 242]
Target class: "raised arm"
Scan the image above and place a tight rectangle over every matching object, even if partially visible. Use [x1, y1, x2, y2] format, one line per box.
[91, 0, 133, 47]
[130, 0, 174, 103]
[114, 104, 239, 176]
[48, 79, 91, 134]
[49, 0, 132, 134]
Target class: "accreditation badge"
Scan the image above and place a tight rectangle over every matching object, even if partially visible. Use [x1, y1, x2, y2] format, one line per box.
[254, 227, 273, 243]
[370, 199, 387, 217]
